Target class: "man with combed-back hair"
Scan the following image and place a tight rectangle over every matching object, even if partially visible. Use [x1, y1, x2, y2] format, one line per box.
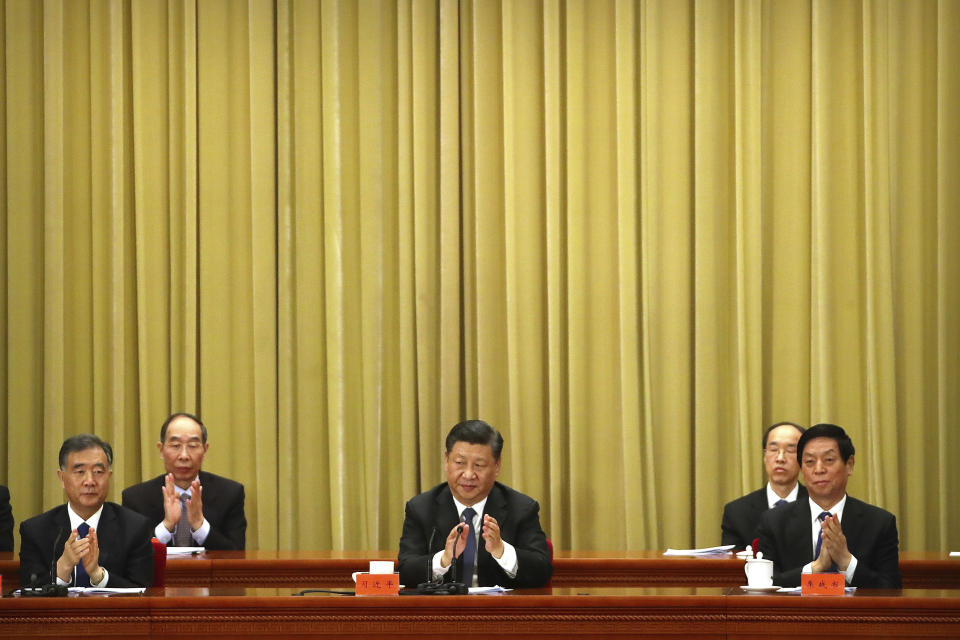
[19, 434, 153, 588]
[398, 420, 553, 589]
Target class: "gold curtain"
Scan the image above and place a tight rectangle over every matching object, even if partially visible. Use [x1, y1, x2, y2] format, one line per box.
[1, 0, 958, 553]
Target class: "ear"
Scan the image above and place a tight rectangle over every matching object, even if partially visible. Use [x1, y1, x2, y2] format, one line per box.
[57, 469, 65, 489]
[156, 441, 164, 454]
[846, 454, 855, 475]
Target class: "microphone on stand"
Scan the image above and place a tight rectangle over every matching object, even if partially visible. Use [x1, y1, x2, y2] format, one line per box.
[415, 519, 468, 595]
[22, 527, 69, 597]
[417, 527, 439, 590]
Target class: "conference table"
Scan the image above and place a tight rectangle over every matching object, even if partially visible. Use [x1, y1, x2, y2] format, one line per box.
[1, 551, 958, 638]
[3, 550, 958, 590]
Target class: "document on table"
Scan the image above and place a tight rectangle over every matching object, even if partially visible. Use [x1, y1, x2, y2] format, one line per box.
[468, 585, 513, 594]
[68, 587, 147, 594]
[166, 546, 205, 556]
[663, 545, 735, 556]
[949, 552, 960, 557]
[776, 586, 857, 594]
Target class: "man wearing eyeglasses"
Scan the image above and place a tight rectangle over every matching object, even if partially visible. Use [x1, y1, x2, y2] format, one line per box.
[721, 422, 807, 550]
[122, 413, 246, 550]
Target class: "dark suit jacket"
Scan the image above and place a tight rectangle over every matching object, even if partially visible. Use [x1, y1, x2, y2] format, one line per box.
[122, 471, 246, 550]
[398, 482, 553, 589]
[18, 502, 153, 587]
[757, 495, 901, 588]
[0, 485, 13, 552]
[721, 484, 808, 549]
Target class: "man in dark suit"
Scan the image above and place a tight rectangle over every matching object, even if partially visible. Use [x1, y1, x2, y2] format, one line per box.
[721, 422, 807, 549]
[122, 413, 246, 550]
[398, 420, 552, 589]
[757, 423, 901, 588]
[0, 485, 13, 552]
[19, 434, 153, 587]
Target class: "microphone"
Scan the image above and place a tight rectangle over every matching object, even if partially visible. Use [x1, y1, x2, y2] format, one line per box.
[414, 520, 467, 595]
[451, 514, 466, 585]
[424, 527, 438, 585]
[22, 527, 69, 597]
[50, 529, 70, 584]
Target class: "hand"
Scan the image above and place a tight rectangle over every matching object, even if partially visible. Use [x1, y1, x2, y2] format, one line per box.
[161, 473, 182, 532]
[186, 479, 204, 531]
[81, 527, 104, 583]
[56, 530, 82, 581]
[819, 514, 852, 571]
[440, 521, 470, 568]
[481, 514, 505, 559]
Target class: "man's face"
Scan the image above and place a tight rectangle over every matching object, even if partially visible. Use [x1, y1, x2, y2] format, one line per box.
[58, 447, 112, 517]
[800, 436, 854, 507]
[158, 416, 209, 486]
[444, 441, 501, 507]
[763, 425, 802, 489]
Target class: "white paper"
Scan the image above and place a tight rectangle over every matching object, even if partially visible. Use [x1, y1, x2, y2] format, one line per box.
[949, 551, 960, 557]
[68, 587, 147, 594]
[663, 545, 735, 556]
[468, 585, 512, 594]
[775, 586, 856, 594]
[165, 546, 205, 556]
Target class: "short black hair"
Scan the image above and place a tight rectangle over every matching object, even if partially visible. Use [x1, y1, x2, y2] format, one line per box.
[797, 423, 855, 463]
[58, 434, 114, 469]
[160, 412, 207, 444]
[445, 420, 504, 460]
[761, 421, 806, 449]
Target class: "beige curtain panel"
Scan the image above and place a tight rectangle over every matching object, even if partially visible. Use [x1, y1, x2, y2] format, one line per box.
[1, 0, 958, 553]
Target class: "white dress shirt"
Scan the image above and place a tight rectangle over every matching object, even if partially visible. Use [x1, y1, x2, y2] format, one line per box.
[57, 503, 109, 587]
[765, 482, 800, 509]
[431, 496, 519, 586]
[801, 495, 858, 583]
[153, 478, 211, 545]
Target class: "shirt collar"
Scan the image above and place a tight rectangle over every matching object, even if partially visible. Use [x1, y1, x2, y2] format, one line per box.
[173, 476, 199, 497]
[766, 482, 800, 508]
[808, 494, 847, 525]
[66, 502, 104, 530]
[452, 495, 488, 522]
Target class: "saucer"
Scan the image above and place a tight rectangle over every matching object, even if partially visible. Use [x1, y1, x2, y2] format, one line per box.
[739, 585, 781, 592]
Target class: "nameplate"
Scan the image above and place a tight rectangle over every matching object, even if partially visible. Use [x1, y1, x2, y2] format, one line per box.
[801, 572, 845, 595]
[354, 572, 400, 596]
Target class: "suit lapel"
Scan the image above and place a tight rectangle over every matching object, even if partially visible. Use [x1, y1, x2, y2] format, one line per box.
[53, 506, 71, 556]
[481, 483, 508, 546]
[97, 503, 119, 566]
[749, 489, 768, 518]
[198, 471, 216, 512]
[432, 486, 460, 547]
[788, 500, 813, 565]
[840, 496, 862, 551]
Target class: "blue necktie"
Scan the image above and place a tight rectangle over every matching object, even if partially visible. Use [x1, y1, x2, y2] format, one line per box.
[460, 507, 477, 587]
[815, 511, 838, 571]
[774, 499, 788, 508]
[75, 522, 91, 587]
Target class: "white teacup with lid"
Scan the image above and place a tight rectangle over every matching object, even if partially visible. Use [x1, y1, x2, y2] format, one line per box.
[744, 552, 774, 587]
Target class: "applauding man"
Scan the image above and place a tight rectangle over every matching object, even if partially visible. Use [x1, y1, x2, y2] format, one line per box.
[123, 413, 246, 550]
[757, 423, 901, 588]
[19, 434, 153, 587]
[398, 420, 552, 589]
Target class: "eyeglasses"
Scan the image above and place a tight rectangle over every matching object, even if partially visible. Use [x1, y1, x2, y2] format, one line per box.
[164, 441, 204, 452]
[764, 445, 797, 456]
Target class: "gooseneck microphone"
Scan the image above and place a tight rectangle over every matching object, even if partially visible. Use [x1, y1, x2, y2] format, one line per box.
[413, 520, 468, 595]
[51, 527, 68, 585]
[423, 527, 438, 585]
[22, 527, 69, 597]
